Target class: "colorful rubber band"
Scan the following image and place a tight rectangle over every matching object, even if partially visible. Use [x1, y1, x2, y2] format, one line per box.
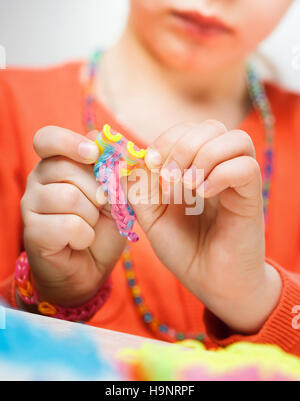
[14, 251, 112, 322]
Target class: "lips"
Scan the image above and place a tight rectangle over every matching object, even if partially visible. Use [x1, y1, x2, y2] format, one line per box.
[170, 10, 233, 39]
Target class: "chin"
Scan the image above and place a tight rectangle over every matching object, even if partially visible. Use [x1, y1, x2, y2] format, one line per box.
[149, 41, 242, 74]
[140, 27, 243, 74]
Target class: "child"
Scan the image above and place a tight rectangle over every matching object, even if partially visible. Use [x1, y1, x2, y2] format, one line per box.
[1, 0, 300, 354]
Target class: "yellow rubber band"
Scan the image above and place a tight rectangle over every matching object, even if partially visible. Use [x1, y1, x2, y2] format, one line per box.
[103, 124, 123, 142]
[127, 141, 146, 159]
[95, 137, 105, 154]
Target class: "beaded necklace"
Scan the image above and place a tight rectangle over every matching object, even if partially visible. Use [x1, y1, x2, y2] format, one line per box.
[83, 51, 275, 343]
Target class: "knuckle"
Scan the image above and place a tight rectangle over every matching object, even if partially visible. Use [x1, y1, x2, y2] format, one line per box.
[173, 138, 190, 159]
[33, 126, 55, 151]
[243, 156, 261, 176]
[159, 123, 195, 148]
[64, 215, 84, 234]
[177, 122, 197, 130]
[201, 145, 215, 162]
[204, 120, 227, 133]
[61, 185, 81, 209]
[232, 130, 255, 155]
[215, 163, 228, 181]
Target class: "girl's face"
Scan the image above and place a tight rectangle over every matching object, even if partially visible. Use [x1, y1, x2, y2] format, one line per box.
[129, 0, 293, 72]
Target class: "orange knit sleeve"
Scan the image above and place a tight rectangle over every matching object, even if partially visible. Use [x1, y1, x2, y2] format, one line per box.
[0, 71, 24, 303]
[204, 93, 300, 356]
[204, 260, 300, 356]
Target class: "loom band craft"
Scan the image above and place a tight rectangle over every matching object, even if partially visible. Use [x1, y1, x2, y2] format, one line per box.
[96, 125, 145, 165]
[94, 124, 146, 242]
[126, 141, 147, 159]
[103, 123, 123, 142]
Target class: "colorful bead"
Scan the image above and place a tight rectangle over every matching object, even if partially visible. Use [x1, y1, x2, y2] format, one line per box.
[150, 319, 159, 330]
[247, 65, 274, 225]
[134, 297, 143, 305]
[176, 333, 186, 341]
[159, 324, 168, 333]
[128, 279, 136, 287]
[196, 334, 205, 342]
[132, 286, 140, 297]
[144, 313, 153, 323]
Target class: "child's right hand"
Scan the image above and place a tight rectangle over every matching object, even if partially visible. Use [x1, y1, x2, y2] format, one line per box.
[21, 127, 126, 307]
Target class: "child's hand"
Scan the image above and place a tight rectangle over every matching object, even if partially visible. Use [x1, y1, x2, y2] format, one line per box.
[135, 120, 282, 334]
[21, 127, 126, 307]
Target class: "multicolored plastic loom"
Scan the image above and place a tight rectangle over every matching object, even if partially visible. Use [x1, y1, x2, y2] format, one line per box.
[2, 302, 300, 381]
[94, 124, 146, 242]
[121, 341, 300, 381]
[0, 304, 120, 380]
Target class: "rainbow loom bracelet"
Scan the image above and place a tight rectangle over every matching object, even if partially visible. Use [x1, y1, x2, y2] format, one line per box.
[14, 252, 112, 321]
[94, 124, 146, 242]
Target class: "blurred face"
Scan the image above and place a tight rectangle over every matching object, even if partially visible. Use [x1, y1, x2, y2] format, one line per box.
[129, 0, 293, 72]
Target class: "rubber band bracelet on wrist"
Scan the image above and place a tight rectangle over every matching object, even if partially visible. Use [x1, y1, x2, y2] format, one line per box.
[14, 252, 112, 322]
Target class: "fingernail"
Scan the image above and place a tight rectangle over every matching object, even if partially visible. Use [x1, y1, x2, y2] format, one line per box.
[78, 141, 99, 162]
[197, 180, 209, 196]
[145, 148, 162, 169]
[96, 186, 108, 206]
[161, 160, 182, 183]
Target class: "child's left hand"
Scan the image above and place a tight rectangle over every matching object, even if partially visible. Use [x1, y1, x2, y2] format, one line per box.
[132, 120, 282, 334]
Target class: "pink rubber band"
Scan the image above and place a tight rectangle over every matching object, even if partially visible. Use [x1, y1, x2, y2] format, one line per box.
[15, 251, 112, 322]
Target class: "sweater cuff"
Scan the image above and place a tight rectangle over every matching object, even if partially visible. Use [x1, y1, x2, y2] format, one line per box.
[204, 259, 300, 353]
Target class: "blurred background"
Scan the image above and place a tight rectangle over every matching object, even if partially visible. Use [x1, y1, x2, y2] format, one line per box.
[0, 0, 300, 90]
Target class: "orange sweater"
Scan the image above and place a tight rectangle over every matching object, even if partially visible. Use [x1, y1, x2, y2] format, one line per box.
[1, 62, 300, 355]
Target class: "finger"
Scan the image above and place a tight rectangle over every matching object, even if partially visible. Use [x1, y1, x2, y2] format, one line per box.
[145, 123, 196, 169]
[89, 214, 127, 270]
[198, 156, 262, 201]
[146, 121, 227, 181]
[28, 183, 99, 227]
[35, 157, 102, 208]
[183, 130, 255, 189]
[33, 126, 99, 164]
[24, 212, 95, 252]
